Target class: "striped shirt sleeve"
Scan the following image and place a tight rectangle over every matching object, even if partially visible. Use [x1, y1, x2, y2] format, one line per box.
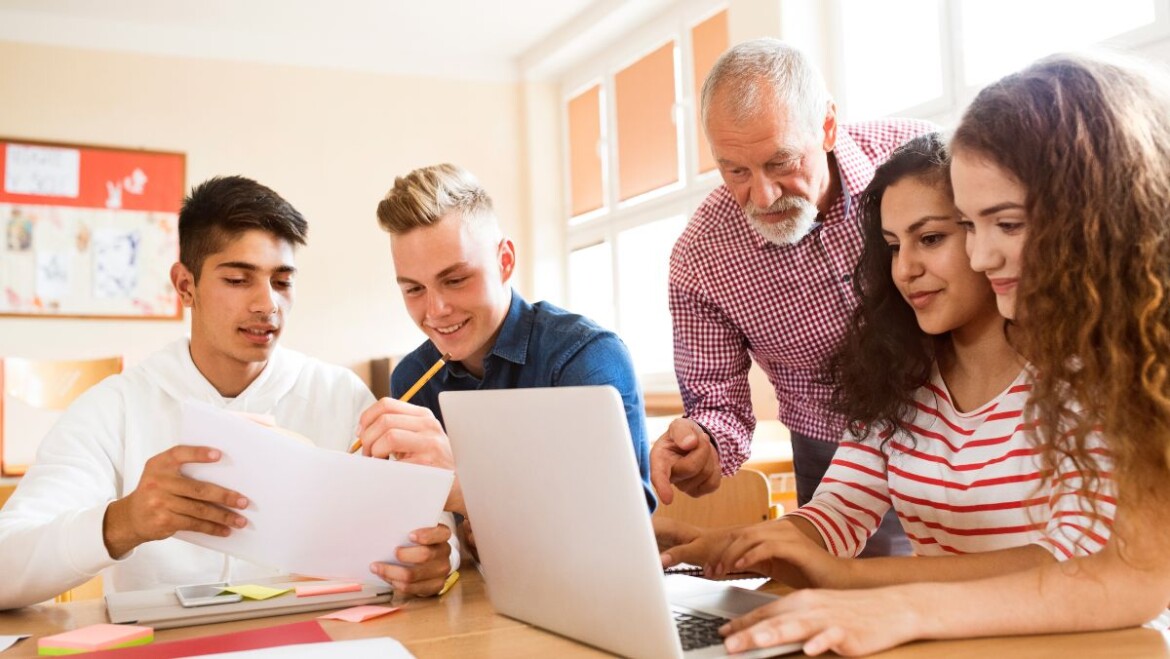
[1031, 433, 1116, 561]
[787, 439, 893, 557]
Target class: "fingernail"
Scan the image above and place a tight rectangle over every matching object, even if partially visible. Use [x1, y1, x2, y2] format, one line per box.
[409, 532, 418, 542]
[369, 563, 380, 575]
[735, 558, 745, 569]
[718, 623, 730, 634]
[236, 497, 248, 508]
[725, 635, 743, 652]
[234, 516, 246, 528]
[752, 630, 774, 645]
[208, 449, 221, 460]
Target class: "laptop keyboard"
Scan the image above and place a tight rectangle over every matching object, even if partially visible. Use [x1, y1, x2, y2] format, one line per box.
[674, 610, 730, 651]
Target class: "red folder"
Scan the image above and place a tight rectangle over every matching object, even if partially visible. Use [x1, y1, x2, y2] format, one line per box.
[80, 619, 332, 657]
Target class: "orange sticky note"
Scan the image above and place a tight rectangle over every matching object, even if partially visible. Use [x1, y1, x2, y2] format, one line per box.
[295, 582, 362, 597]
[318, 605, 401, 622]
[38, 623, 153, 654]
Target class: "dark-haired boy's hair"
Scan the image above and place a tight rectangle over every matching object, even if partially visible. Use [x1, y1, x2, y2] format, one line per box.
[178, 175, 308, 279]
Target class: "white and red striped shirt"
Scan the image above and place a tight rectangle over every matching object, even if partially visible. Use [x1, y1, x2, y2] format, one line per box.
[670, 119, 936, 473]
[789, 367, 1116, 559]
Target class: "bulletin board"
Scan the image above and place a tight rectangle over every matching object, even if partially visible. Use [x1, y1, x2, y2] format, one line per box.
[0, 137, 185, 319]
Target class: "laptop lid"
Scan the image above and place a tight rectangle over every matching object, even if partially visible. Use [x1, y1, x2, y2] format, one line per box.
[442, 385, 793, 659]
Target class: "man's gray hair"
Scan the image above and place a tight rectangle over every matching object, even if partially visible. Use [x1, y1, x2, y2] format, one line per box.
[700, 38, 831, 132]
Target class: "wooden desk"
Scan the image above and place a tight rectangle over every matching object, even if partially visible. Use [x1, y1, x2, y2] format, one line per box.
[1, 569, 1166, 658]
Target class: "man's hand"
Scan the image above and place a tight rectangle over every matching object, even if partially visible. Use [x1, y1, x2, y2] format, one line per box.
[356, 398, 454, 467]
[649, 418, 721, 504]
[356, 398, 466, 515]
[103, 446, 250, 559]
[369, 524, 453, 597]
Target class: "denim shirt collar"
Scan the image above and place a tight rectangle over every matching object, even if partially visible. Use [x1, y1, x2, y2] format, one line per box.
[445, 289, 530, 378]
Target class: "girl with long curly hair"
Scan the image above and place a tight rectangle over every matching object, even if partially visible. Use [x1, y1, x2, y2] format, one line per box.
[655, 132, 1113, 588]
[715, 52, 1170, 656]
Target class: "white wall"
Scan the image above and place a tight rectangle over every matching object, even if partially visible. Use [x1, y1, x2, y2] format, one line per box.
[0, 41, 531, 384]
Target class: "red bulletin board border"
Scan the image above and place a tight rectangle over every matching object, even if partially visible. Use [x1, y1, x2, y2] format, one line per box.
[0, 137, 186, 320]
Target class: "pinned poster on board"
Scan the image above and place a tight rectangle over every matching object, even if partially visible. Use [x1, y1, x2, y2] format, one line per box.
[0, 137, 185, 319]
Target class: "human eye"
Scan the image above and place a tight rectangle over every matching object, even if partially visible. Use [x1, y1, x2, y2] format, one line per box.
[997, 219, 1027, 235]
[885, 241, 900, 254]
[400, 284, 423, 297]
[273, 277, 294, 290]
[771, 157, 800, 174]
[223, 276, 247, 286]
[955, 218, 974, 233]
[445, 276, 468, 288]
[920, 233, 946, 247]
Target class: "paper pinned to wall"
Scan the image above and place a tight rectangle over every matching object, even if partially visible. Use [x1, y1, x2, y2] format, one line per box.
[175, 401, 454, 583]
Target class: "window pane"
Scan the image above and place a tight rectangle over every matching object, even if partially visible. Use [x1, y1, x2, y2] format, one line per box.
[568, 241, 615, 330]
[567, 85, 604, 217]
[615, 41, 680, 201]
[840, 0, 944, 118]
[961, 0, 1156, 85]
[691, 10, 728, 174]
[616, 216, 688, 374]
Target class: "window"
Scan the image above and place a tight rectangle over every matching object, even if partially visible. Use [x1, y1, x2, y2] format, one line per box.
[837, 0, 1168, 121]
[561, 5, 729, 390]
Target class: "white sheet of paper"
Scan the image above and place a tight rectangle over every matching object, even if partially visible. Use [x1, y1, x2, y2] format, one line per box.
[0, 635, 29, 653]
[175, 401, 454, 583]
[197, 638, 413, 658]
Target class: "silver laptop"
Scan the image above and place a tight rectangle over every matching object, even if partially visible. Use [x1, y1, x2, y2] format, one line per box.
[440, 386, 801, 659]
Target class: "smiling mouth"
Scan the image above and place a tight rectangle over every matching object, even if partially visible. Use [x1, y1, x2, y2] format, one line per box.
[430, 319, 468, 335]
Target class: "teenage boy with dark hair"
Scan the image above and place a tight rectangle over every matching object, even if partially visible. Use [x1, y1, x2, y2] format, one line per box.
[0, 176, 455, 609]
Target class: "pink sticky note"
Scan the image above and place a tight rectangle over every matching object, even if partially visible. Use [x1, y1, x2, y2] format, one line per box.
[295, 582, 362, 597]
[38, 623, 153, 652]
[317, 605, 401, 622]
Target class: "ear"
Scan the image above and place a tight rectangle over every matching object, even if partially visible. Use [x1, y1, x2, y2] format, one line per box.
[497, 238, 516, 284]
[171, 261, 196, 307]
[822, 100, 838, 152]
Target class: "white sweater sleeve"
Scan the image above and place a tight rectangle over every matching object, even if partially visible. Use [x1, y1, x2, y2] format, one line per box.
[787, 440, 894, 557]
[0, 384, 127, 609]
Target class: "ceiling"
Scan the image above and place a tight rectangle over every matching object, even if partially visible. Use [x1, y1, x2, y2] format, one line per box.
[0, 0, 673, 81]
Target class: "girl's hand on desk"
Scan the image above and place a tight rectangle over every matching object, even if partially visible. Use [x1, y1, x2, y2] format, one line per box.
[369, 523, 453, 597]
[720, 586, 921, 656]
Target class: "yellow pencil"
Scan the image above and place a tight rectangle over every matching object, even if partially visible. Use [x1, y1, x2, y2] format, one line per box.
[438, 570, 460, 596]
[349, 352, 451, 454]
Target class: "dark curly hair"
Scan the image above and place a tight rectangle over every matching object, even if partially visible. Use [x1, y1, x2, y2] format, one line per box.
[827, 132, 952, 441]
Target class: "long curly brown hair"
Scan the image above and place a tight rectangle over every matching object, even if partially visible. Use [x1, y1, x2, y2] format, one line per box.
[951, 52, 1170, 524]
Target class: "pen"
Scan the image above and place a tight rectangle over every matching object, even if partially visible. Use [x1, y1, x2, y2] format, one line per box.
[349, 352, 451, 454]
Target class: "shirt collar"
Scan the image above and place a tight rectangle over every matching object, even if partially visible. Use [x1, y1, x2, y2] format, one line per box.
[487, 289, 531, 366]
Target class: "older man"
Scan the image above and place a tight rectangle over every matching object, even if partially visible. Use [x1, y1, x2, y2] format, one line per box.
[651, 38, 933, 556]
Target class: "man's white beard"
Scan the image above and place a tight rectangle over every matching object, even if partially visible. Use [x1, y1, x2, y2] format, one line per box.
[746, 196, 819, 245]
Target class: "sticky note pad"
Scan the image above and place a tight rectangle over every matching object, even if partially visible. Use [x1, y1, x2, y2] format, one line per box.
[221, 584, 292, 600]
[295, 582, 362, 597]
[38, 624, 153, 655]
[318, 605, 401, 622]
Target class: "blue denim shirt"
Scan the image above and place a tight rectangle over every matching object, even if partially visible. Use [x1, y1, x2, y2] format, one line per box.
[392, 291, 655, 510]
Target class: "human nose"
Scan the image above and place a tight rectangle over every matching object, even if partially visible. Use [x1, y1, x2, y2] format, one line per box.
[749, 173, 782, 210]
[965, 229, 999, 274]
[250, 282, 281, 314]
[892, 247, 922, 283]
[425, 290, 450, 317]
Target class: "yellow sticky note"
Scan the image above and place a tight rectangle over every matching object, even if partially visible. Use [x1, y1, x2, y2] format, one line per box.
[221, 584, 292, 600]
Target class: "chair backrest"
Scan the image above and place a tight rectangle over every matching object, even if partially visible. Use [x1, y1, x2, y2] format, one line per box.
[653, 468, 774, 527]
[0, 356, 123, 476]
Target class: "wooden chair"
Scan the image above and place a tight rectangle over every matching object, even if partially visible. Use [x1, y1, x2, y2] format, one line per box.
[0, 356, 123, 476]
[0, 356, 122, 603]
[654, 468, 774, 528]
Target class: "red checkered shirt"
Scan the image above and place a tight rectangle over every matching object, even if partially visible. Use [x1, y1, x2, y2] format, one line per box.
[669, 119, 936, 474]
